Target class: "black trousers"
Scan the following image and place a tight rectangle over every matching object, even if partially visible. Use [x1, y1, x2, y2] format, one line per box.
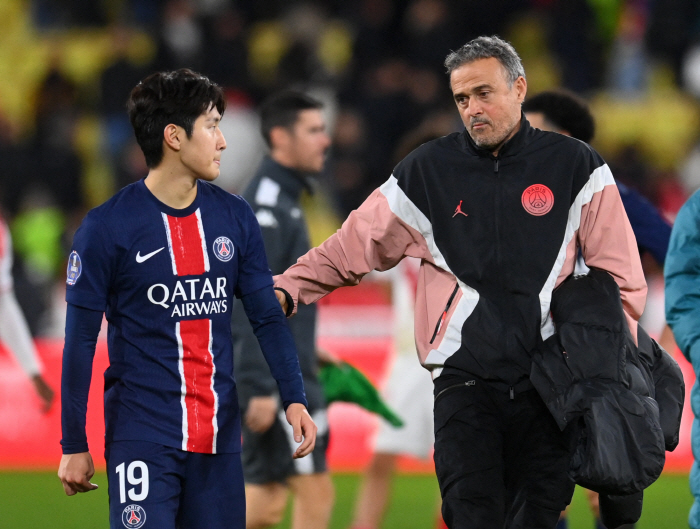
[434, 375, 577, 529]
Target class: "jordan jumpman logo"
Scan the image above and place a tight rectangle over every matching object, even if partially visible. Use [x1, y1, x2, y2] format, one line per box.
[453, 200, 468, 217]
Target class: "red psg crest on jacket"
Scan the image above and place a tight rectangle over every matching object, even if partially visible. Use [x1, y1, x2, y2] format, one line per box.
[521, 184, 554, 216]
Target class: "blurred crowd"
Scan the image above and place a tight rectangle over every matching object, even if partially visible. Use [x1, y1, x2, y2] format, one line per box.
[1, 0, 700, 336]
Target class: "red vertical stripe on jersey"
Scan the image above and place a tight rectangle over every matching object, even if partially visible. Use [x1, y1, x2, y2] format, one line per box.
[179, 319, 217, 453]
[166, 214, 206, 276]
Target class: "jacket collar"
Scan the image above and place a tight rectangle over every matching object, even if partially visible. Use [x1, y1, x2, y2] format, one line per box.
[461, 113, 532, 159]
[258, 155, 313, 200]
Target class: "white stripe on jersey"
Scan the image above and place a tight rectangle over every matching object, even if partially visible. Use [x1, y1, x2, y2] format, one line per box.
[195, 209, 211, 273]
[175, 321, 189, 451]
[208, 321, 219, 454]
[162, 212, 179, 276]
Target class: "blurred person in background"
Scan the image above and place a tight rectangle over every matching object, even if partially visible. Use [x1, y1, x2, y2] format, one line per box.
[273, 35, 647, 529]
[231, 90, 334, 529]
[665, 189, 700, 529]
[0, 214, 54, 411]
[523, 88, 676, 529]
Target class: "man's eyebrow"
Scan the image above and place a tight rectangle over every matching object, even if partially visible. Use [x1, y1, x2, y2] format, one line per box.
[470, 83, 494, 93]
[453, 83, 493, 98]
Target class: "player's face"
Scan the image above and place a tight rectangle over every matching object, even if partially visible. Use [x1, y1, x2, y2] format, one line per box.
[450, 58, 526, 155]
[288, 109, 331, 174]
[180, 105, 227, 181]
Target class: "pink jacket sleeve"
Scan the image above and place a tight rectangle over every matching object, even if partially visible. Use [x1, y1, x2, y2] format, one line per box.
[274, 186, 432, 314]
[577, 168, 647, 342]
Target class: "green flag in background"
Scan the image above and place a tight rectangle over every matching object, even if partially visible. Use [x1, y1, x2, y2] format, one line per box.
[319, 361, 404, 427]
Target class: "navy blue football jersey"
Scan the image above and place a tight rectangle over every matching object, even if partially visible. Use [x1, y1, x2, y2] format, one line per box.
[66, 179, 287, 454]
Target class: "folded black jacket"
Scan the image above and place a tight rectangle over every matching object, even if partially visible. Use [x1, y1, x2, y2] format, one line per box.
[530, 269, 684, 524]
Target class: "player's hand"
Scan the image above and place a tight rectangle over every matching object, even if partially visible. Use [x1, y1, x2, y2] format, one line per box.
[32, 374, 55, 413]
[285, 403, 317, 459]
[274, 289, 289, 315]
[245, 396, 278, 433]
[58, 452, 99, 496]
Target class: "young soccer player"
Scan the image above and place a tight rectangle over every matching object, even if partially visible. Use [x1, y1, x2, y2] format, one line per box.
[57, 68, 316, 529]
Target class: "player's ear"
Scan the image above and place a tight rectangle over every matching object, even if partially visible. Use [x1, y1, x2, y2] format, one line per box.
[269, 126, 291, 151]
[163, 123, 182, 152]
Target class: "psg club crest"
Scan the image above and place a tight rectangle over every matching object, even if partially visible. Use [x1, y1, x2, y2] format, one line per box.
[213, 236, 234, 262]
[122, 504, 147, 529]
[66, 251, 82, 286]
[521, 184, 554, 216]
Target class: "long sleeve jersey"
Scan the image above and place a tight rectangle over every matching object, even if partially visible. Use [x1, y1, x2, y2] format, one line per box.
[61, 179, 306, 454]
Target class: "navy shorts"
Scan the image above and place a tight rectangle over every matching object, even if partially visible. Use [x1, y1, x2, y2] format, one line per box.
[105, 440, 245, 529]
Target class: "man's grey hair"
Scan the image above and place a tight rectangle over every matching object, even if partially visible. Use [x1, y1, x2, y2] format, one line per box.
[444, 35, 526, 87]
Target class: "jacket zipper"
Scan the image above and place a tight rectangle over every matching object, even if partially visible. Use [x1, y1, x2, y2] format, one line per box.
[493, 155, 502, 281]
[429, 284, 460, 344]
[493, 155, 511, 355]
[435, 380, 476, 401]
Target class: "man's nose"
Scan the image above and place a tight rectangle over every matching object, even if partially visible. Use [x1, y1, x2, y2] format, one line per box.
[467, 100, 483, 116]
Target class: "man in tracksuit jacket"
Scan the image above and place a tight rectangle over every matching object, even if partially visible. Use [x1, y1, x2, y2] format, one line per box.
[231, 91, 334, 529]
[274, 36, 647, 529]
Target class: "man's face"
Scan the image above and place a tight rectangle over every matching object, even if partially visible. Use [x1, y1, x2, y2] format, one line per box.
[286, 109, 331, 173]
[450, 57, 527, 154]
[179, 105, 227, 181]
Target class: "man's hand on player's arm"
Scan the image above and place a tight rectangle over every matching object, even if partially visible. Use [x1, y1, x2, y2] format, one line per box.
[58, 452, 99, 496]
[245, 395, 278, 433]
[274, 288, 289, 315]
[285, 403, 317, 459]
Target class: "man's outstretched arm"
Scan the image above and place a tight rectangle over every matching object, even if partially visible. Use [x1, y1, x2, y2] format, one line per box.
[275, 182, 432, 314]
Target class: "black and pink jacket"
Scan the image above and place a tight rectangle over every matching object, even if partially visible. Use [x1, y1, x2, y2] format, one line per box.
[275, 117, 646, 387]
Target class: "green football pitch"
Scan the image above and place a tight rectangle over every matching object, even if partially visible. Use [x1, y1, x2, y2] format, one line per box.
[0, 471, 691, 528]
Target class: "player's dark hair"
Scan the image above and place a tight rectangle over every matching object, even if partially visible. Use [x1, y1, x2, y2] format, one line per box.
[444, 35, 526, 87]
[127, 68, 226, 168]
[259, 91, 323, 147]
[522, 89, 596, 143]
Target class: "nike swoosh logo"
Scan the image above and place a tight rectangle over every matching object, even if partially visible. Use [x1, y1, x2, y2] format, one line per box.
[136, 247, 165, 263]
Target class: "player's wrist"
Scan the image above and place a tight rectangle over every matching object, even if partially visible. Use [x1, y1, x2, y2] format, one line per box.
[274, 287, 294, 317]
[61, 440, 89, 454]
